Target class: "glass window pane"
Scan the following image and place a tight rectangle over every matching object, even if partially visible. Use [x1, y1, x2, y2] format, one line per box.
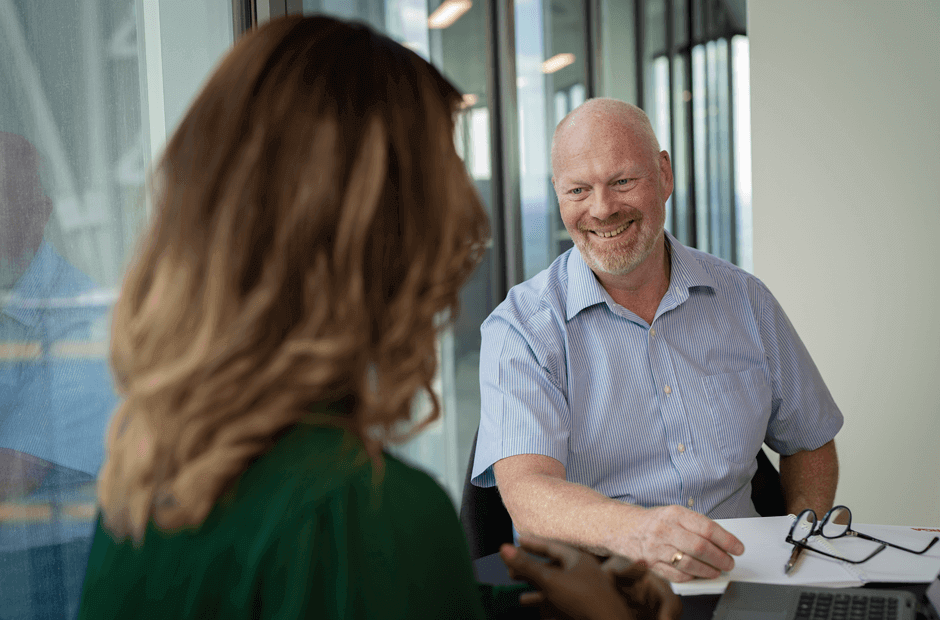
[516, 0, 587, 280]
[0, 1, 232, 616]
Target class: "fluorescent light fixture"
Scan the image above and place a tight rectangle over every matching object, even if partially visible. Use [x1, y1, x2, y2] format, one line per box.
[461, 93, 479, 108]
[428, 0, 472, 29]
[541, 53, 575, 74]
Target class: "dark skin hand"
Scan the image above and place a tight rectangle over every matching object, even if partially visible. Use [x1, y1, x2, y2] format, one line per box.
[500, 535, 683, 620]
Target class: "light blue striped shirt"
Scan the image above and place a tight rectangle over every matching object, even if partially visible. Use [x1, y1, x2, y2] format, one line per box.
[472, 232, 843, 519]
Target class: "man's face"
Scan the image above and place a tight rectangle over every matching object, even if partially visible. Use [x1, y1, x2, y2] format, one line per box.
[0, 133, 51, 287]
[552, 117, 673, 278]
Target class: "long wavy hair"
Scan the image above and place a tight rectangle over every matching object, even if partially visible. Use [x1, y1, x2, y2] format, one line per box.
[98, 15, 489, 542]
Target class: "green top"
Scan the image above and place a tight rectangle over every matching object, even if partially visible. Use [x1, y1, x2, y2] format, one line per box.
[77, 423, 530, 619]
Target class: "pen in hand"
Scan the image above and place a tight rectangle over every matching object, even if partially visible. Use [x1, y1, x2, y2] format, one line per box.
[784, 545, 805, 575]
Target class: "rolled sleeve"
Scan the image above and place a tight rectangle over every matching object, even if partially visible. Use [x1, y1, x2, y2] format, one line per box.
[472, 311, 570, 488]
[759, 284, 844, 456]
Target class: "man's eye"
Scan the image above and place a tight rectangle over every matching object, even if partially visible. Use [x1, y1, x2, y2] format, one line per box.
[616, 179, 633, 186]
[570, 188, 583, 195]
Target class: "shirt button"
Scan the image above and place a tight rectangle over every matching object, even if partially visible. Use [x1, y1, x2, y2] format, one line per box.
[687, 497, 694, 508]
[663, 385, 672, 394]
[677, 443, 685, 453]
[650, 328, 656, 337]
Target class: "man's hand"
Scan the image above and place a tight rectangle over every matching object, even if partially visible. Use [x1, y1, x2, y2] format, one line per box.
[500, 535, 682, 620]
[495, 455, 744, 582]
[0, 448, 51, 500]
[615, 504, 744, 582]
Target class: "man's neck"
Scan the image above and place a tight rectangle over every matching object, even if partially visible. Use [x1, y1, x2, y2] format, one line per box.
[595, 236, 671, 326]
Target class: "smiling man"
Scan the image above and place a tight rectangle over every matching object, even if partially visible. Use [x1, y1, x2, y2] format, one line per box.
[471, 98, 843, 582]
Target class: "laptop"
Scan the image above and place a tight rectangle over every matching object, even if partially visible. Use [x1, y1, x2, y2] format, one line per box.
[712, 581, 921, 620]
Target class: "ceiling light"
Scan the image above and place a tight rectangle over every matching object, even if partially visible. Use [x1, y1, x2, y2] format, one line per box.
[542, 53, 575, 74]
[428, 0, 472, 29]
[461, 93, 479, 108]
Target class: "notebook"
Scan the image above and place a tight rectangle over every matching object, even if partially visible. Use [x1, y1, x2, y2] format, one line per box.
[712, 581, 919, 620]
[672, 517, 940, 596]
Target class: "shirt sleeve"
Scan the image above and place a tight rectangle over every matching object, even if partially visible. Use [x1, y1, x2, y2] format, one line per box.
[472, 308, 571, 488]
[758, 283, 844, 455]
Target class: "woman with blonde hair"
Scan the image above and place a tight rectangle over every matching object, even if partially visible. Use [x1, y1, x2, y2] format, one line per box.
[76, 14, 680, 620]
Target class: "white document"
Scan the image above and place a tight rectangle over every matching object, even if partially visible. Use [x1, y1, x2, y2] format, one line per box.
[671, 516, 940, 596]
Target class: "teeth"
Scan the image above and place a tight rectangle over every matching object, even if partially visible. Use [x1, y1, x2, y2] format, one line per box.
[596, 222, 630, 238]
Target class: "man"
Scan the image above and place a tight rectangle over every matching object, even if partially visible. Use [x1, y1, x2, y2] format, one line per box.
[471, 99, 842, 582]
[0, 131, 117, 618]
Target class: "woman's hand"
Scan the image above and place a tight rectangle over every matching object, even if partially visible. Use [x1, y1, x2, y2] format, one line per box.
[499, 535, 682, 620]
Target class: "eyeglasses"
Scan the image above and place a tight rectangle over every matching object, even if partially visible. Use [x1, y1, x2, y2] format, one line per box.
[786, 505, 939, 565]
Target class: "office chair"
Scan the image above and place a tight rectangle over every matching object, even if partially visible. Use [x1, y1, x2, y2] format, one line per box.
[459, 429, 787, 561]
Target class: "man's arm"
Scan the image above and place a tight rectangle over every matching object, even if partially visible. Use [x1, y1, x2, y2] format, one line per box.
[494, 454, 744, 582]
[778, 439, 839, 516]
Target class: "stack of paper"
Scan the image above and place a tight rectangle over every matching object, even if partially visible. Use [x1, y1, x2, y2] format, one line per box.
[672, 516, 940, 596]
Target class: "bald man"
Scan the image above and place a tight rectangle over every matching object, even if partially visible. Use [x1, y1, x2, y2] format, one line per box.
[471, 99, 842, 582]
[0, 132, 117, 618]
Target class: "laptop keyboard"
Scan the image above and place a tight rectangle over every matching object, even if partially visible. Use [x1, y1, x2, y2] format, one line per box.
[796, 591, 900, 620]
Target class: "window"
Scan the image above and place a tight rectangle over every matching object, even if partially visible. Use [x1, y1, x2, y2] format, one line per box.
[0, 1, 232, 616]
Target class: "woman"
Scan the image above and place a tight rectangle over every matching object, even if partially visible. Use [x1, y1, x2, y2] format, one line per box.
[77, 15, 679, 620]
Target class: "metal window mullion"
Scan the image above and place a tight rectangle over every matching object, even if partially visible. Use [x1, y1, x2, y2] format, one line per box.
[664, 0, 676, 234]
[634, 0, 645, 108]
[681, 0, 697, 247]
[724, 36, 737, 265]
[486, 0, 523, 295]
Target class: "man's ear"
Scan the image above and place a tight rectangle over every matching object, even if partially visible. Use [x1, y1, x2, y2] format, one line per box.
[659, 151, 674, 200]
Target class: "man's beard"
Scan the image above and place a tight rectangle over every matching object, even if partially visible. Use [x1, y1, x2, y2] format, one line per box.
[574, 219, 662, 277]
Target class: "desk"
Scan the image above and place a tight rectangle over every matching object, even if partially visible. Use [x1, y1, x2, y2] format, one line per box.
[473, 554, 934, 620]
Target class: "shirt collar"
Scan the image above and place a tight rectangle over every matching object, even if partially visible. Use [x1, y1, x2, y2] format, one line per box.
[565, 230, 717, 321]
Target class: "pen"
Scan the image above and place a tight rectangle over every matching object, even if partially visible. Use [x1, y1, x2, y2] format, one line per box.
[784, 545, 804, 575]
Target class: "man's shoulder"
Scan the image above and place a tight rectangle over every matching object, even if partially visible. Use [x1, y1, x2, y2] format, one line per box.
[680, 242, 772, 298]
[487, 250, 573, 327]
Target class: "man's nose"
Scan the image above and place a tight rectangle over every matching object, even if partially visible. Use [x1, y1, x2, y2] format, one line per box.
[588, 187, 619, 220]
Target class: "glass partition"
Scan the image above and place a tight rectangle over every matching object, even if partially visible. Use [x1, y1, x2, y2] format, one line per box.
[515, 0, 588, 279]
[0, 0, 232, 616]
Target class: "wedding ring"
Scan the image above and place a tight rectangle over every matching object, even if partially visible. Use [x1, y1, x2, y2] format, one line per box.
[671, 551, 683, 567]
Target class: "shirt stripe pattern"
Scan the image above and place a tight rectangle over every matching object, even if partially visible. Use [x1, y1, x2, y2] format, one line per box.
[472, 232, 843, 519]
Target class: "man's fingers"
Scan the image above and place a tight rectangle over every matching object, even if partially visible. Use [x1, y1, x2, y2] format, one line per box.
[659, 549, 722, 580]
[680, 512, 745, 556]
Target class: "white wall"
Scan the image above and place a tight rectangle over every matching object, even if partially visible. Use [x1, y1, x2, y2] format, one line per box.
[749, 0, 940, 526]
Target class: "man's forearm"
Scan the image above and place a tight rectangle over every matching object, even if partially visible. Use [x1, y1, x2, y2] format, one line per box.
[779, 439, 839, 516]
[499, 472, 643, 557]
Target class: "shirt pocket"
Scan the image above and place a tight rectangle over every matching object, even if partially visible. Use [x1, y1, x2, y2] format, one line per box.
[702, 367, 772, 465]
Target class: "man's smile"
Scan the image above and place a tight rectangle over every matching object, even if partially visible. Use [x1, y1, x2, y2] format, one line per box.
[589, 220, 633, 238]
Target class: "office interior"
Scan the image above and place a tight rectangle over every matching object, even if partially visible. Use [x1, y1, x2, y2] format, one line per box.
[0, 0, 937, 610]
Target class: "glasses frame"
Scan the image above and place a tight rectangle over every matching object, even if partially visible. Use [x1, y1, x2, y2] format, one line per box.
[786, 507, 886, 565]
[818, 505, 939, 555]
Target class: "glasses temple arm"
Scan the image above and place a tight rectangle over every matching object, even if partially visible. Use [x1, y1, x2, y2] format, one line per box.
[851, 531, 940, 555]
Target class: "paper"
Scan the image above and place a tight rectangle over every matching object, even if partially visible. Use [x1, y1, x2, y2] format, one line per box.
[671, 516, 940, 596]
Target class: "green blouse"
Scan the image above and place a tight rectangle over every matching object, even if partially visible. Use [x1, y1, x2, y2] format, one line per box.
[77, 423, 530, 619]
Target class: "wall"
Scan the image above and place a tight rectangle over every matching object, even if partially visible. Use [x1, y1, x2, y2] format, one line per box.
[749, 0, 940, 525]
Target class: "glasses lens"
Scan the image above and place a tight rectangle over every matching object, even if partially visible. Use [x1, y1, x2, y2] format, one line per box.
[794, 509, 817, 541]
[821, 506, 851, 538]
